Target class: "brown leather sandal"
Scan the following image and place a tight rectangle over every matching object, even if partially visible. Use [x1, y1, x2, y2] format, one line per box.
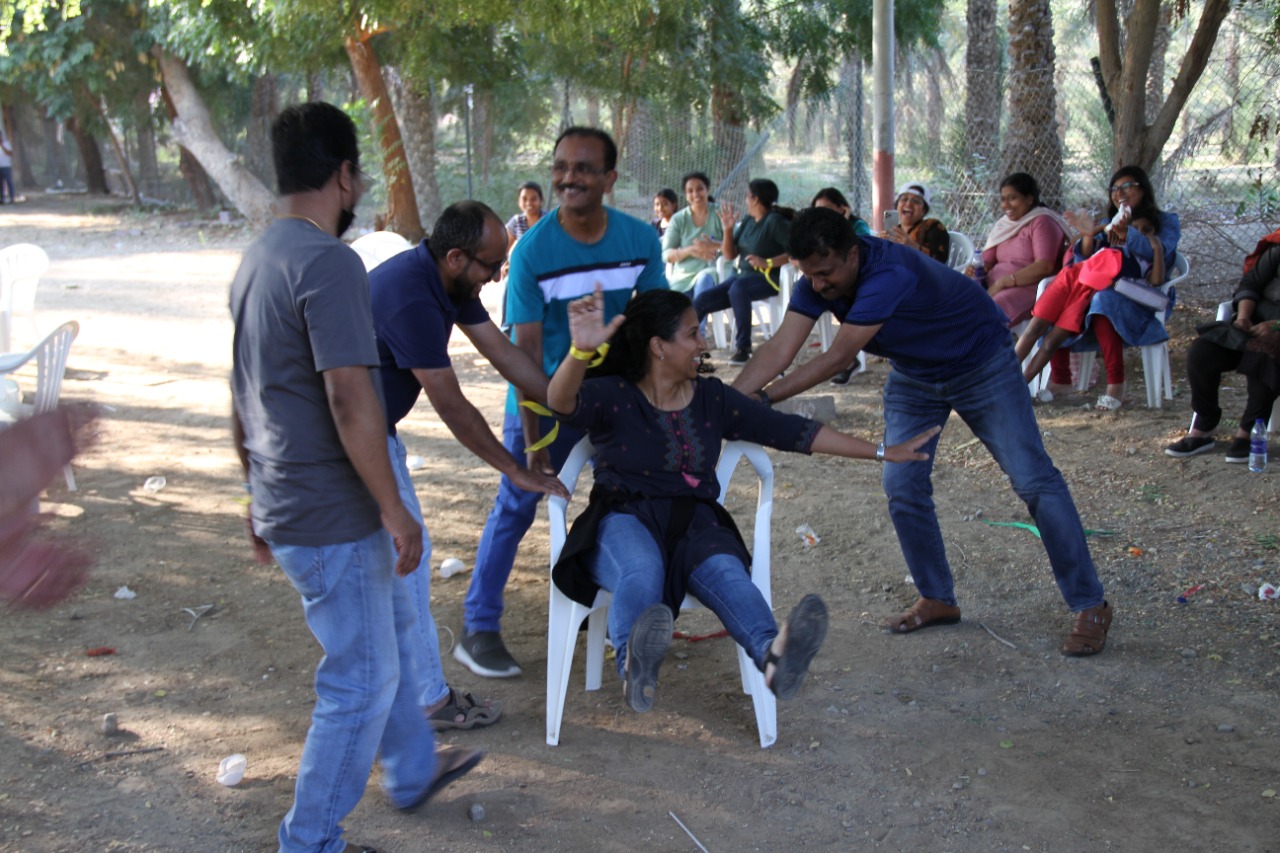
[1061, 601, 1112, 656]
[881, 597, 961, 634]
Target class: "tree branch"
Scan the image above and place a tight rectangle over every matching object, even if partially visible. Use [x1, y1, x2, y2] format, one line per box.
[1146, 0, 1233, 165]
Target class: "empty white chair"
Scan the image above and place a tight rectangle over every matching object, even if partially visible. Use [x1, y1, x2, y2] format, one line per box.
[0, 320, 80, 490]
[0, 243, 50, 352]
[546, 438, 778, 748]
[947, 231, 975, 272]
[350, 230, 413, 272]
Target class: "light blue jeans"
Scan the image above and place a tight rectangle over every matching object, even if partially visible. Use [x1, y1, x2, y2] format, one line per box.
[881, 346, 1105, 611]
[587, 512, 777, 678]
[389, 434, 449, 708]
[465, 411, 583, 634]
[270, 529, 438, 852]
[691, 270, 717, 336]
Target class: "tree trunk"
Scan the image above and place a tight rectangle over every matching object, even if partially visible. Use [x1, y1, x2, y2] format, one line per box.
[43, 115, 70, 188]
[924, 48, 945, 161]
[87, 90, 142, 206]
[344, 30, 424, 241]
[1095, 0, 1231, 171]
[385, 68, 441, 228]
[155, 48, 275, 225]
[585, 93, 600, 129]
[1002, 0, 1063, 207]
[66, 116, 108, 194]
[477, 88, 493, 184]
[964, 0, 1002, 210]
[158, 82, 218, 210]
[708, 0, 749, 201]
[786, 63, 804, 153]
[246, 74, 278, 191]
[134, 90, 160, 197]
[307, 70, 325, 103]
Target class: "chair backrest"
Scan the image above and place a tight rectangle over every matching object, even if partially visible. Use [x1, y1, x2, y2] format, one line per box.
[548, 437, 774, 581]
[33, 321, 78, 415]
[350, 230, 413, 272]
[947, 231, 975, 272]
[0, 243, 50, 350]
[1167, 252, 1190, 286]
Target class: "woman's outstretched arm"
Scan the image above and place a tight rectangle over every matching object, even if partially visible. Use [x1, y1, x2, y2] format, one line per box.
[810, 425, 941, 463]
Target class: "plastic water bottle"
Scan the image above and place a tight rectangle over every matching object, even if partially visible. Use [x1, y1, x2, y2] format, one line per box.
[1249, 419, 1268, 472]
[970, 250, 986, 285]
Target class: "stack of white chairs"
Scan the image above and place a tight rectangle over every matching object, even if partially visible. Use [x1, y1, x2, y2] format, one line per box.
[0, 243, 50, 352]
[0, 320, 80, 490]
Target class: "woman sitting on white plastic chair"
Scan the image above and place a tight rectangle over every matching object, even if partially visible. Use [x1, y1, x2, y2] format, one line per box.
[546, 287, 937, 713]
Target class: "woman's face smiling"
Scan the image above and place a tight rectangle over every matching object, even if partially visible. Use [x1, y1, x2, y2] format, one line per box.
[1109, 175, 1144, 211]
[655, 307, 707, 378]
[896, 192, 926, 228]
[684, 178, 709, 209]
[518, 188, 542, 217]
[654, 195, 676, 222]
[999, 187, 1034, 221]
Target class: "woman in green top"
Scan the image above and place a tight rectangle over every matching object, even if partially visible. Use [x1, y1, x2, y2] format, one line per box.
[812, 187, 872, 237]
[692, 178, 794, 364]
[663, 172, 724, 297]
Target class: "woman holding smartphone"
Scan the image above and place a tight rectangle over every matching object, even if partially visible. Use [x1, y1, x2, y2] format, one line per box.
[879, 182, 950, 263]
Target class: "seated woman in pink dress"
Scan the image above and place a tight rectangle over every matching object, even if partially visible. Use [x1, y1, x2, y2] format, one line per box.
[980, 172, 1070, 326]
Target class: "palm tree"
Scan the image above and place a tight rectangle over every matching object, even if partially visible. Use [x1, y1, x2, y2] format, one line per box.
[1002, 0, 1063, 207]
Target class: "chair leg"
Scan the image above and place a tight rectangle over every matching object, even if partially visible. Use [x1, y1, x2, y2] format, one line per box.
[63, 463, 76, 492]
[547, 589, 590, 746]
[584, 606, 609, 692]
[1074, 352, 1096, 395]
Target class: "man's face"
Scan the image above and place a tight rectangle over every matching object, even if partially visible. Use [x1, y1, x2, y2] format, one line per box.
[446, 217, 508, 303]
[797, 246, 860, 302]
[551, 136, 616, 215]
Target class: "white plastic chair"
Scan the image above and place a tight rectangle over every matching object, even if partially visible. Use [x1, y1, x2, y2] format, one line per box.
[0, 320, 79, 490]
[707, 258, 789, 350]
[1070, 251, 1188, 408]
[0, 243, 50, 352]
[546, 438, 778, 748]
[947, 231, 975, 272]
[1209, 300, 1280, 434]
[350, 230, 413, 272]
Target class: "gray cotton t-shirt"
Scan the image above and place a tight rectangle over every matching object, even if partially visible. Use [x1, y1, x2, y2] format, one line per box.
[230, 218, 383, 546]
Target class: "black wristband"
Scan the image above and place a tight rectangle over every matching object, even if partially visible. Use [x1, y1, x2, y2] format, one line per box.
[757, 389, 772, 407]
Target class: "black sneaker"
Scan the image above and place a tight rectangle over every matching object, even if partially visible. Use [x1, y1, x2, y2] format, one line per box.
[623, 604, 673, 713]
[729, 348, 751, 365]
[453, 630, 522, 678]
[829, 366, 855, 386]
[1164, 435, 1215, 458]
[1225, 436, 1252, 463]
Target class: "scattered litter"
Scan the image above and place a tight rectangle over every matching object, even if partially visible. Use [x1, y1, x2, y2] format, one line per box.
[468, 803, 486, 822]
[1258, 583, 1278, 601]
[1177, 584, 1203, 604]
[796, 523, 820, 549]
[182, 604, 215, 631]
[406, 455, 426, 471]
[977, 622, 1017, 650]
[1036, 388, 1054, 403]
[143, 476, 166, 494]
[668, 811, 710, 853]
[85, 646, 116, 657]
[217, 753, 247, 786]
[1127, 546, 1145, 557]
[114, 586, 137, 600]
[101, 713, 118, 735]
[672, 629, 728, 643]
[982, 520, 1119, 540]
[78, 745, 166, 768]
[904, 574, 915, 585]
[439, 558, 467, 578]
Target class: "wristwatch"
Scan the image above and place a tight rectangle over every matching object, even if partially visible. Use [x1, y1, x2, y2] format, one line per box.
[875, 441, 885, 462]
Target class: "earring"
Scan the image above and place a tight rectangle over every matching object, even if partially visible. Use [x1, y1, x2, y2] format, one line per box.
[658, 352, 665, 360]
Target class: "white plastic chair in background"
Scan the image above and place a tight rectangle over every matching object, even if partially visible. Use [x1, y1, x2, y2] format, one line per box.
[0, 243, 50, 352]
[546, 438, 778, 749]
[947, 231, 975, 272]
[350, 230, 413, 272]
[707, 257, 790, 351]
[1211, 299, 1280, 433]
[0, 320, 80, 490]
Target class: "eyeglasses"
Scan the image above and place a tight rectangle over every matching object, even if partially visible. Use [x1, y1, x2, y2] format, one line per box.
[551, 161, 609, 178]
[1109, 181, 1139, 193]
[462, 251, 505, 281]
[348, 162, 377, 191]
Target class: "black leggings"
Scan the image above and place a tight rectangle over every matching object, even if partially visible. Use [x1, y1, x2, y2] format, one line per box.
[1186, 337, 1279, 433]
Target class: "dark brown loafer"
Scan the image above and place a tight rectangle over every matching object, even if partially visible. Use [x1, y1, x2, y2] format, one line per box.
[1061, 601, 1112, 656]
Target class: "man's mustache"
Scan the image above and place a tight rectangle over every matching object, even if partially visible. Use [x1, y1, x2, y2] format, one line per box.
[556, 183, 587, 194]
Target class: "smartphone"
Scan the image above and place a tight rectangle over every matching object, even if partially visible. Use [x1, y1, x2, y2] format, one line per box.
[882, 209, 900, 232]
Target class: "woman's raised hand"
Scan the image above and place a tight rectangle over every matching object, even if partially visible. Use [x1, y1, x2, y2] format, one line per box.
[717, 202, 737, 230]
[884, 425, 942, 463]
[567, 283, 625, 353]
[1064, 209, 1096, 238]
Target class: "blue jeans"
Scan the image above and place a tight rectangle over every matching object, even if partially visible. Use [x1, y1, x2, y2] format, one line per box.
[388, 434, 449, 708]
[693, 271, 777, 352]
[270, 529, 438, 853]
[882, 346, 1104, 612]
[691, 270, 718, 336]
[465, 411, 583, 634]
[587, 512, 777, 678]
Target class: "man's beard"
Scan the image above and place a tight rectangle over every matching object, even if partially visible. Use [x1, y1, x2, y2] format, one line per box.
[336, 207, 356, 238]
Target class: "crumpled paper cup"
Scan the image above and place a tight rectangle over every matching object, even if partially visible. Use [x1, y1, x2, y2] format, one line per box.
[216, 753, 247, 786]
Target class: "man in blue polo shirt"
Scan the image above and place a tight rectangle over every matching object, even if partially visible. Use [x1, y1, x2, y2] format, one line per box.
[456, 127, 667, 678]
[732, 206, 1112, 657]
[369, 200, 568, 726]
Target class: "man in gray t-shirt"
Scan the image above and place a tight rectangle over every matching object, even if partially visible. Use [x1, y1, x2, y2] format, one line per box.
[229, 102, 481, 853]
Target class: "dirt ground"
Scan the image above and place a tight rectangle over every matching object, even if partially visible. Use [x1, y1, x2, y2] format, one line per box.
[1, 194, 1276, 853]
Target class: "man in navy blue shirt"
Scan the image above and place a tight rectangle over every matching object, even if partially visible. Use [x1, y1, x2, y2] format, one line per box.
[732, 206, 1112, 657]
[369, 200, 568, 728]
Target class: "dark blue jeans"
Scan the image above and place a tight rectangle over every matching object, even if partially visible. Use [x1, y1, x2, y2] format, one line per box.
[693, 271, 777, 353]
[882, 346, 1105, 612]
